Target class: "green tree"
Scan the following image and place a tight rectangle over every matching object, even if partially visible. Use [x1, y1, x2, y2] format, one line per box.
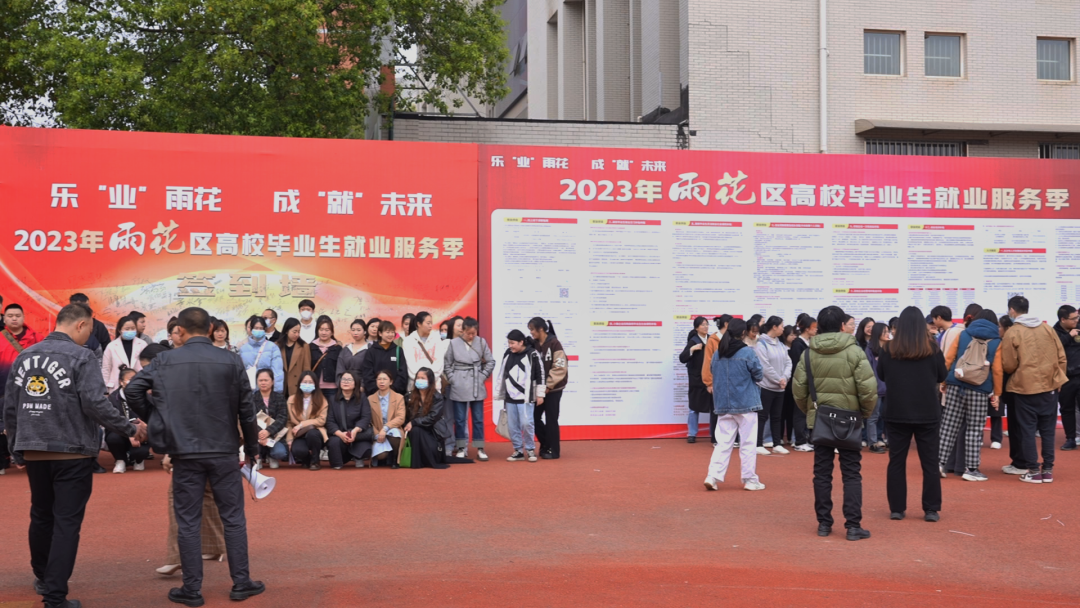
[2, 0, 508, 137]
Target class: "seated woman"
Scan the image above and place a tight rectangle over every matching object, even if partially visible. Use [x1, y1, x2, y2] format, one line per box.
[326, 371, 374, 469]
[367, 369, 407, 468]
[287, 371, 328, 471]
[253, 368, 289, 469]
[404, 367, 453, 469]
[105, 367, 152, 473]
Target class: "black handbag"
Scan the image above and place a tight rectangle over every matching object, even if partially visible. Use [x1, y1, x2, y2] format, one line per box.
[804, 349, 863, 451]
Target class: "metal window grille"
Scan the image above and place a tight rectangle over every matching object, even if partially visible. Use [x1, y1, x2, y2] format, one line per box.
[865, 32, 902, 75]
[925, 35, 962, 77]
[1039, 143, 1080, 159]
[865, 140, 966, 156]
[1037, 39, 1071, 81]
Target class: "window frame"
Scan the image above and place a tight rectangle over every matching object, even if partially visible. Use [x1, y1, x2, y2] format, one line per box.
[1036, 37, 1074, 82]
[1039, 143, 1080, 159]
[865, 140, 967, 157]
[864, 30, 906, 77]
[924, 33, 965, 79]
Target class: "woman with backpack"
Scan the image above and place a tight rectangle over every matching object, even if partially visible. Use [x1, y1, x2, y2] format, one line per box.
[939, 309, 1004, 482]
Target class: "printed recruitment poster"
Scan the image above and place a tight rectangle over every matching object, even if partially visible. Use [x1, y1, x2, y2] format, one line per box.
[479, 144, 1080, 439]
[0, 127, 479, 340]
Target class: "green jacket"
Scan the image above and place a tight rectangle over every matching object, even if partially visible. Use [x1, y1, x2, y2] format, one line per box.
[792, 332, 878, 429]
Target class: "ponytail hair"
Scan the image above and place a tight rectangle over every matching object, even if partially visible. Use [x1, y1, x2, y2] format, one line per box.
[528, 317, 555, 337]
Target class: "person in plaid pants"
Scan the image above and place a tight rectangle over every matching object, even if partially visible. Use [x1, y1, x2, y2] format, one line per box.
[939, 310, 1004, 481]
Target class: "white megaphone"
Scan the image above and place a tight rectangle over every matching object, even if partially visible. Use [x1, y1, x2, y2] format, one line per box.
[240, 464, 275, 500]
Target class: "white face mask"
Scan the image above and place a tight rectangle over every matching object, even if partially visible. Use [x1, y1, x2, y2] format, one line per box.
[300, 310, 313, 321]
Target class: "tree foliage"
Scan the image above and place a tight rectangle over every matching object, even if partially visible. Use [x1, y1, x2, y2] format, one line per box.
[1, 0, 509, 137]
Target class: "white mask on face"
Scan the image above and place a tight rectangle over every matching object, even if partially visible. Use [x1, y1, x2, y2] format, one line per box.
[300, 310, 313, 321]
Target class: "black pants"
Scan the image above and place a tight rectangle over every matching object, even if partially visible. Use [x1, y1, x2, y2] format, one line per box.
[813, 444, 862, 529]
[104, 430, 151, 466]
[885, 421, 941, 513]
[1014, 391, 1058, 471]
[758, 388, 785, 446]
[0, 433, 9, 469]
[709, 412, 718, 444]
[1059, 377, 1080, 442]
[781, 386, 808, 445]
[1005, 396, 1024, 467]
[172, 456, 251, 593]
[27, 457, 94, 607]
[535, 390, 562, 457]
[989, 413, 1003, 444]
[291, 431, 325, 466]
[326, 431, 373, 468]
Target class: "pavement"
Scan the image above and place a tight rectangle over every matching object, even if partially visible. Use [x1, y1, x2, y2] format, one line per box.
[1, 430, 1078, 607]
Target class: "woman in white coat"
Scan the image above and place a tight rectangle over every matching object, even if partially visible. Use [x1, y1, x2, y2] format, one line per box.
[102, 316, 147, 394]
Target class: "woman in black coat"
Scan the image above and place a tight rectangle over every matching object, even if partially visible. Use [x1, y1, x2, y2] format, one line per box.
[404, 368, 453, 469]
[359, 320, 409, 395]
[325, 371, 374, 469]
[678, 317, 712, 444]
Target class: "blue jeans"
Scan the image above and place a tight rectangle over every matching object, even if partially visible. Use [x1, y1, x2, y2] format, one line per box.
[453, 400, 485, 449]
[688, 411, 702, 437]
[506, 401, 536, 452]
[260, 441, 288, 462]
[867, 396, 886, 444]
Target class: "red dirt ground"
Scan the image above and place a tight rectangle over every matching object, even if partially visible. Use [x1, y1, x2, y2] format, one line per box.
[1, 430, 1079, 607]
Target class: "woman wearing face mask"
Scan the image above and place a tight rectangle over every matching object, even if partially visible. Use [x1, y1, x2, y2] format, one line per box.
[309, 315, 343, 402]
[253, 369, 289, 469]
[404, 368, 454, 469]
[277, 318, 311, 399]
[368, 369, 407, 468]
[439, 320, 450, 341]
[444, 317, 496, 461]
[754, 316, 791, 455]
[336, 318, 369, 383]
[787, 315, 816, 452]
[240, 316, 284, 392]
[325, 371, 373, 469]
[105, 367, 152, 473]
[360, 321, 410, 396]
[210, 318, 236, 353]
[102, 316, 148, 394]
[287, 371, 328, 470]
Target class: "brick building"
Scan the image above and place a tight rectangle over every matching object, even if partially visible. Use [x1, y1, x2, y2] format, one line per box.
[395, 0, 1080, 158]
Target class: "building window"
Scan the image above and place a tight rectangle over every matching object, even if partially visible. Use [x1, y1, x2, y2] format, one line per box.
[925, 34, 962, 77]
[1037, 38, 1072, 81]
[1040, 143, 1080, 159]
[865, 140, 966, 157]
[864, 32, 903, 75]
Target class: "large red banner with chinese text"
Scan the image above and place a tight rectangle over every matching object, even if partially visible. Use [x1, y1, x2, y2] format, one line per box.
[0, 127, 478, 339]
[478, 144, 1080, 440]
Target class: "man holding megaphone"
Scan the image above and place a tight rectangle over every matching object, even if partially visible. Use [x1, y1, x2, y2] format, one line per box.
[127, 307, 266, 607]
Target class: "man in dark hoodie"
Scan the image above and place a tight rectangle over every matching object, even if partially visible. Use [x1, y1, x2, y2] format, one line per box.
[1053, 305, 1080, 451]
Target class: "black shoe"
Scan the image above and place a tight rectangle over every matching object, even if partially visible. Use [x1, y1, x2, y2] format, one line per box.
[34, 579, 45, 595]
[46, 601, 81, 608]
[391, 463, 400, 469]
[687, 436, 697, 444]
[168, 587, 205, 607]
[1062, 440, 1077, 451]
[924, 511, 940, 522]
[890, 512, 905, 520]
[817, 524, 832, 537]
[540, 452, 554, 460]
[229, 580, 266, 601]
[846, 527, 871, 541]
[92, 463, 106, 474]
[309, 463, 321, 471]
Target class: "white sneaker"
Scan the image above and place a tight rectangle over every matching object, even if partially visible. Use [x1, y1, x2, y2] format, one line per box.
[1004, 430, 1009, 437]
[990, 442, 1002, 450]
[939, 464, 947, 478]
[113, 461, 126, 474]
[771, 445, 790, 455]
[733, 442, 739, 447]
[743, 480, 766, 491]
[704, 477, 719, 491]
[455, 448, 467, 459]
[527, 450, 538, 462]
[763, 442, 774, 448]
[1002, 464, 1029, 475]
[794, 443, 814, 452]
[133, 462, 145, 471]
[507, 451, 525, 462]
[268, 458, 279, 469]
[861, 441, 868, 447]
[319, 448, 329, 462]
[0, 468, 6, 475]
[477, 449, 489, 461]
[756, 446, 771, 456]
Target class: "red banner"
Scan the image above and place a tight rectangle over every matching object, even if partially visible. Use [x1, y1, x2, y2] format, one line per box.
[0, 127, 479, 338]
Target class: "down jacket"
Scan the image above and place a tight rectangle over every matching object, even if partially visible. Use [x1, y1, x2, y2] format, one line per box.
[792, 332, 878, 429]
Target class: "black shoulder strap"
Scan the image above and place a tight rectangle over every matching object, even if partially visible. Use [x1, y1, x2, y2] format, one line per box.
[803, 348, 817, 406]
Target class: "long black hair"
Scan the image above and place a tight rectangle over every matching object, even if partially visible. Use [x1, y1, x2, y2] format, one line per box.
[868, 321, 889, 357]
[716, 318, 748, 356]
[856, 317, 875, 349]
[687, 316, 708, 341]
[528, 317, 556, 337]
[276, 318, 305, 348]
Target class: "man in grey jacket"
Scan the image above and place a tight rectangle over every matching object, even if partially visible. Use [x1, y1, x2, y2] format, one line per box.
[3, 302, 146, 608]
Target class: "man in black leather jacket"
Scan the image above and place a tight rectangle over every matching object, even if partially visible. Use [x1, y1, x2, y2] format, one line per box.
[126, 307, 264, 606]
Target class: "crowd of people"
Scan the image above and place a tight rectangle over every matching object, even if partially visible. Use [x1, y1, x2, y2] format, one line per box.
[0, 294, 571, 477]
[683, 297, 1073, 540]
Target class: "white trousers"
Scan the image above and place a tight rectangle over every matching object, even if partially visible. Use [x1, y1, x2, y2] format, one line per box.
[706, 412, 760, 483]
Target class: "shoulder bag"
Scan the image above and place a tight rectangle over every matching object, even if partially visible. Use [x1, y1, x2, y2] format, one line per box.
[805, 349, 863, 451]
[246, 340, 267, 388]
